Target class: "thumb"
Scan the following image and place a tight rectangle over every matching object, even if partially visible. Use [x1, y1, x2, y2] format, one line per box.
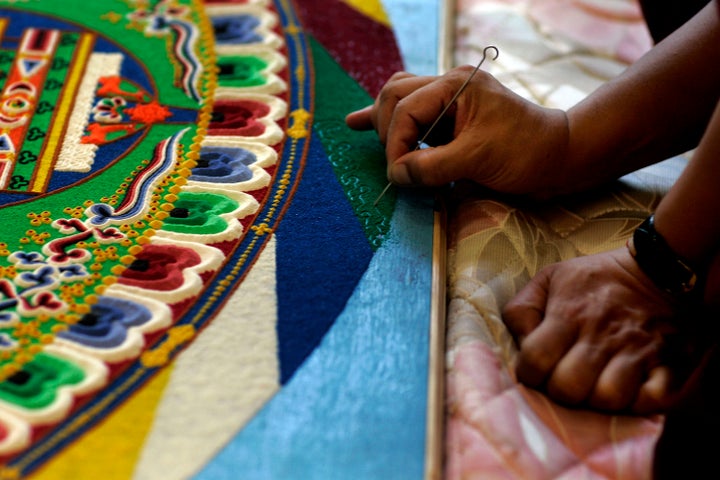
[388, 141, 475, 187]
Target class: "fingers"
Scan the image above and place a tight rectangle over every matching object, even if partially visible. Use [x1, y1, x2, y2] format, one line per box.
[344, 105, 374, 130]
[633, 366, 675, 413]
[344, 72, 434, 141]
[523, 328, 688, 413]
[546, 341, 609, 405]
[383, 73, 468, 162]
[632, 338, 713, 413]
[502, 266, 552, 344]
[538, 323, 669, 411]
[524, 336, 662, 411]
[375, 74, 435, 146]
[514, 316, 579, 388]
[502, 265, 586, 388]
[588, 347, 654, 411]
[532, 334, 698, 413]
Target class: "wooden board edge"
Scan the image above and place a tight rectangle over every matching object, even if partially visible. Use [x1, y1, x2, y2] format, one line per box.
[438, 0, 456, 74]
[425, 1, 454, 477]
[425, 3, 454, 477]
[424, 194, 448, 480]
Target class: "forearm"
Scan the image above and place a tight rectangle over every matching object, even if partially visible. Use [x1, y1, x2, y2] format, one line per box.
[562, 1, 720, 191]
[653, 97, 720, 305]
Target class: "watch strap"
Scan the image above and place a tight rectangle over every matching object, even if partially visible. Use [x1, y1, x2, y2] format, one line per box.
[627, 214, 700, 298]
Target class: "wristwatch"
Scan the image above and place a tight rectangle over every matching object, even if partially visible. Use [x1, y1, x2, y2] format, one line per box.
[627, 214, 700, 298]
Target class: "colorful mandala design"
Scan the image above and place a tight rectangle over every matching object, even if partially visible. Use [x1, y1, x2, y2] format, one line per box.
[0, 0, 406, 476]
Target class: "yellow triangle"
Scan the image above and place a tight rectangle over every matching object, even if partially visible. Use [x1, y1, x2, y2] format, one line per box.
[342, 0, 391, 27]
[32, 366, 174, 480]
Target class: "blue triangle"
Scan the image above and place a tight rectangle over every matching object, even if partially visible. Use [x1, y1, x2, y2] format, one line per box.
[275, 132, 373, 384]
[21, 58, 44, 77]
[0, 134, 14, 153]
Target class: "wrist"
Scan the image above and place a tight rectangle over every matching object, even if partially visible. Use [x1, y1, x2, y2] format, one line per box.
[561, 104, 622, 194]
[627, 214, 704, 302]
[528, 108, 573, 198]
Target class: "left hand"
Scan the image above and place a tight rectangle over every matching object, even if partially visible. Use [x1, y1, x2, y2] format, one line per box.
[502, 247, 707, 413]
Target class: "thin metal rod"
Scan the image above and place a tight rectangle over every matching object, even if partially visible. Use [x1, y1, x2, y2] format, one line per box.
[373, 46, 499, 206]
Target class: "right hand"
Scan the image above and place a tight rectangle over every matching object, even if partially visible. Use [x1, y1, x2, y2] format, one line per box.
[345, 66, 573, 198]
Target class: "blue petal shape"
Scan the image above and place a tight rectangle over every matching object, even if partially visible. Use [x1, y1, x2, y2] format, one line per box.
[10, 252, 45, 267]
[57, 296, 152, 349]
[212, 15, 262, 45]
[190, 146, 256, 183]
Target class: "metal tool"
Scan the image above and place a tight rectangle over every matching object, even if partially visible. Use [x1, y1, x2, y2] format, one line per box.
[373, 45, 499, 206]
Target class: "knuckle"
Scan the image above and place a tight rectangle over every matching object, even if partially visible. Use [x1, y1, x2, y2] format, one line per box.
[388, 71, 411, 82]
[633, 392, 669, 414]
[590, 384, 632, 411]
[547, 377, 586, 406]
[394, 96, 412, 115]
[501, 299, 522, 319]
[377, 83, 404, 105]
[515, 346, 553, 387]
[452, 64, 483, 77]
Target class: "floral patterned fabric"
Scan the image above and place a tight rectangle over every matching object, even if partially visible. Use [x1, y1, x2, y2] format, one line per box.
[445, 1, 688, 478]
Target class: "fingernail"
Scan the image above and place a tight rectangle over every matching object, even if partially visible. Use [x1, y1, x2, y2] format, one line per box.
[390, 163, 411, 185]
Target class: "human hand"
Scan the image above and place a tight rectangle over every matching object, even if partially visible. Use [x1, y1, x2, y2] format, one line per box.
[345, 67, 571, 198]
[502, 247, 709, 413]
